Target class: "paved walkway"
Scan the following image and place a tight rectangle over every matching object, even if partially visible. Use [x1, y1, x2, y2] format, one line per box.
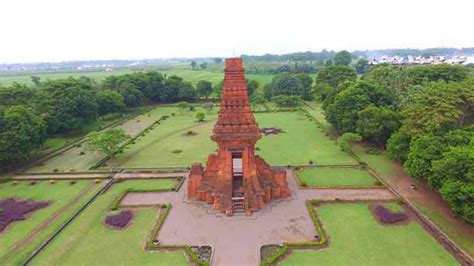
[121, 170, 395, 266]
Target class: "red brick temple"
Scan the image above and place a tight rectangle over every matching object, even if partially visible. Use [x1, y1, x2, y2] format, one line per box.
[188, 58, 290, 216]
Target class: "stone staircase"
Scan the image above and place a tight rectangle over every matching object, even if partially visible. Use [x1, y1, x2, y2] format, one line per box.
[232, 189, 245, 214]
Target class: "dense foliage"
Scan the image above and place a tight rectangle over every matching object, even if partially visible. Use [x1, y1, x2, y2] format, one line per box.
[266, 73, 313, 101]
[0, 70, 207, 166]
[86, 128, 130, 159]
[316, 50, 474, 223]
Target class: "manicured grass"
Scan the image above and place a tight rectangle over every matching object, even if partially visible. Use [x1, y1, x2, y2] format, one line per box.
[108, 110, 218, 168]
[0, 180, 100, 265]
[303, 101, 331, 129]
[282, 203, 457, 265]
[255, 112, 354, 165]
[352, 144, 474, 257]
[108, 110, 354, 168]
[25, 106, 176, 173]
[297, 167, 376, 187]
[32, 179, 187, 266]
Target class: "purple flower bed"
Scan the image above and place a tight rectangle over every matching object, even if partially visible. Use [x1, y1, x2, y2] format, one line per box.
[105, 210, 133, 228]
[0, 198, 49, 232]
[374, 205, 408, 224]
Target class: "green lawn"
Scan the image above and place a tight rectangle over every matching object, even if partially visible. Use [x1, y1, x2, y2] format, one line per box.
[107, 110, 218, 168]
[297, 167, 377, 187]
[32, 179, 187, 266]
[0, 180, 101, 265]
[255, 112, 354, 166]
[25, 106, 177, 173]
[107, 110, 354, 168]
[352, 144, 474, 257]
[282, 203, 457, 266]
[303, 101, 331, 129]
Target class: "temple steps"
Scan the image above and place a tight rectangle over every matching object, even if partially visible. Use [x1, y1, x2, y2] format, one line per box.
[232, 190, 245, 214]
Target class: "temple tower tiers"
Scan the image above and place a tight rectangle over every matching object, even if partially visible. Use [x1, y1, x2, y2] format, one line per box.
[187, 58, 290, 216]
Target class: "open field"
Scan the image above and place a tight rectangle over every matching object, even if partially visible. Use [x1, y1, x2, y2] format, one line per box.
[106, 110, 354, 169]
[282, 203, 457, 265]
[0, 65, 276, 90]
[25, 106, 177, 173]
[297, 167, 377, 187]
[0, 180, 102, 265]
[31, 179, 186, 266]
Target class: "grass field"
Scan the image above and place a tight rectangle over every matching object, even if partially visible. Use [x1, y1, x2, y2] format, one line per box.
[107, 110, 354, 168]
[107, 110, 218, 169]
[303, 101, 331, 129]
[255, 112, 354, 166]
[282, 203, 457, 265]
[0, 64, 276, 92]
[0, 180, 102, 265]
[31, 179, 187, 266]
[25, 106, 177, 173]
[352, 144, 474, 257]
[297, 167, 377, 187]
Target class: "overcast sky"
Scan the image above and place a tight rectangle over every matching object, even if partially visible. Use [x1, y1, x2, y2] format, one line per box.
[0, 0, 473, 63]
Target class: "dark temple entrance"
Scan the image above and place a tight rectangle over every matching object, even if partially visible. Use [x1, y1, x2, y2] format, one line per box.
[232, 152, 243, 198]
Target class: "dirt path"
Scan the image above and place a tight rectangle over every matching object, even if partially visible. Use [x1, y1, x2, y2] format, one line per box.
[121, 170, 395, 266]
[1, 182, 97, 261]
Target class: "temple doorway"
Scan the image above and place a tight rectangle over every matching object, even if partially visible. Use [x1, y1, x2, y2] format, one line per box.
[232, 152, 243, 197]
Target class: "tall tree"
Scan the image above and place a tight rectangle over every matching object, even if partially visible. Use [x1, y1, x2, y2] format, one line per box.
[97, 90, 125, 115]
[401, 81, 474, 138]
[0, 105, 47, 164]
[316, 65, 357, 89]
[356, 105, 401, 145]
[355, 58, 370, 74]
[269, 73, 304, 98]
[245, 79, 259, 98]
[196, 80, 213, 99]
[86, 128, 130, 159]
[199, 62, 208, 69]
[334, 50, 352, 65]
[404, 134, 444, 180]
[190, 61, 197, 70]
[41, 77, 99, 134]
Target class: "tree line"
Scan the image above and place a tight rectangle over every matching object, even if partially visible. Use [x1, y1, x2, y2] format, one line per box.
[315, 52, 473, 223]
[0, 72, 224, 167]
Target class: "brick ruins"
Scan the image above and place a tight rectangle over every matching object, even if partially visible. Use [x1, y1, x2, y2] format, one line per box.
[188, 58, 290, 216]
